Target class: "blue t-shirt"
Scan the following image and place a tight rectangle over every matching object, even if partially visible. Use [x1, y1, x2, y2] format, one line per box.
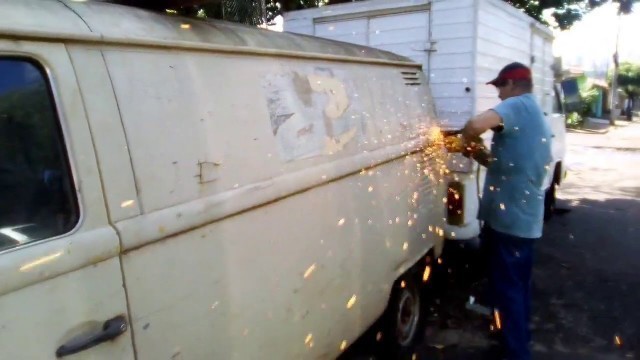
[478, 93, 552, 239]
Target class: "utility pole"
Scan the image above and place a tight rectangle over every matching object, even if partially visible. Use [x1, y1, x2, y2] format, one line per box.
[609, 6, 622, 125]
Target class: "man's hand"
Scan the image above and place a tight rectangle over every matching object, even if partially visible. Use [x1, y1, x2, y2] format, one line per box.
[463, 136, 492, 167]
[461, 136, 481, 157]
[469, 148, 493, 167]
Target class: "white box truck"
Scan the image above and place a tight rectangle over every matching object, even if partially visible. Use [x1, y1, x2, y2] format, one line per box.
[284, 0, 566, 245]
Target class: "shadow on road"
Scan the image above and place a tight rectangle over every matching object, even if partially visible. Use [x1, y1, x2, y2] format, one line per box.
[340, 196, 640, 359]
[533, 197, 640, 359]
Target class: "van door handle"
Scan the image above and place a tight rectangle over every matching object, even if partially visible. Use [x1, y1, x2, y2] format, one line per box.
[56, 315, 128, 358]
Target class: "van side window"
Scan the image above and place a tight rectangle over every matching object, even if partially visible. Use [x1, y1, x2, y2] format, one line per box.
[552, 85, 564, 114]
[0, 58, 79, 252]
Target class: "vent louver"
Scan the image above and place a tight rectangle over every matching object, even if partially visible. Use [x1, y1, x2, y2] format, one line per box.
[401, 71, 421, 86]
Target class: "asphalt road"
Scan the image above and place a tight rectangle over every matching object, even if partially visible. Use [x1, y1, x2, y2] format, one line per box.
[342, 121, 640, 360]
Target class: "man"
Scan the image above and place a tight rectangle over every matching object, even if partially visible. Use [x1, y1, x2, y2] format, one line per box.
[461, 62, 552, 360]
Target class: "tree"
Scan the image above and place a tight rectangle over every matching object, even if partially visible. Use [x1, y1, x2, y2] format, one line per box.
[607, 0, 637, 123]
[616, 62, 640, 120]
[498, 0, 637, 29]
[114, 0, 635, 29]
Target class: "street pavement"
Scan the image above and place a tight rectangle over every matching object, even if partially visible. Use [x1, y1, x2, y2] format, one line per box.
[342, 120, 640, 360]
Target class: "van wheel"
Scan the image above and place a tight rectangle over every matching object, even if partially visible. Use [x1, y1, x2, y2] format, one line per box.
[382, 276, 427, 353]
[544, 181, 556, 221]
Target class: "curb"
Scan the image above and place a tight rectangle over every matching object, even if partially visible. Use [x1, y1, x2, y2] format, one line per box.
[567, 128, 610, 135]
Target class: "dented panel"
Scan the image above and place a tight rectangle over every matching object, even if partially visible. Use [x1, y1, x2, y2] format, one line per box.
[263, 67, 366, 161]
[105, 48, 430, 214]
[105, 43, 444, 359]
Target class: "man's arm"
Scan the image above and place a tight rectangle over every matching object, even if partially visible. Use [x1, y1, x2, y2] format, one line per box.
[461, 110, 503, 140]
[460, 110, 503, 167]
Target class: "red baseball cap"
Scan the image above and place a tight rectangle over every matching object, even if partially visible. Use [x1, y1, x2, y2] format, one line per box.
[487, 62, 532, 87]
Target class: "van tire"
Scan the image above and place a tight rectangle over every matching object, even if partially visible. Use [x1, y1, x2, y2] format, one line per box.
[544, 181, 556, 221]
[382, 275, 427, 354]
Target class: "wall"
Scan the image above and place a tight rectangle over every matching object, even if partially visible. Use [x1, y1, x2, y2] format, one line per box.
[429, 0, 476, 128]
[284, 0, 555, 127]
[475, 0, 554, 115]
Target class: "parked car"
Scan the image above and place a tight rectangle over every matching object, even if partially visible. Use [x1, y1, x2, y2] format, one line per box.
[0, 0, 447, 358]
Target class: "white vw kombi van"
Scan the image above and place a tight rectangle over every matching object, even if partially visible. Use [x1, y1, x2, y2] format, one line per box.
[0, 1, 448, 358]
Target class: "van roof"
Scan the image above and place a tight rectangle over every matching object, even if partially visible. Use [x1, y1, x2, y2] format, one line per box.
[0, 0, 416, 66]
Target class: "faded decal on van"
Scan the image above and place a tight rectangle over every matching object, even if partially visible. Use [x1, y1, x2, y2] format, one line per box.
[262, 67, 364, 161]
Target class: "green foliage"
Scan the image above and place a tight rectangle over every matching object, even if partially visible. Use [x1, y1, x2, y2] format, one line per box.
[509, 0, 637, 30]
[121, 0, 638, 29]
[565, 112, 584, 128]
[617, 0, 636, 14]
[223, 0, 263, 25]
[152, 0, 635, 28]
[578, 87, 600, 118]
[552, 7, 585, 30]
[617, 62, 640, 98]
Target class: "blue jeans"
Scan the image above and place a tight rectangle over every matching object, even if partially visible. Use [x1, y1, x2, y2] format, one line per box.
[481, 226, 536, 360]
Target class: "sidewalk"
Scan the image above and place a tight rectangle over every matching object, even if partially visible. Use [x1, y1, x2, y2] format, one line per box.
[568, 117, 611, 134]
[567, 118, 640, 150]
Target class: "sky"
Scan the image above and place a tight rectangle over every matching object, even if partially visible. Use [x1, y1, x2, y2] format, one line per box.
[551, 2, 640, 78]
[267, 15, 284, 32]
